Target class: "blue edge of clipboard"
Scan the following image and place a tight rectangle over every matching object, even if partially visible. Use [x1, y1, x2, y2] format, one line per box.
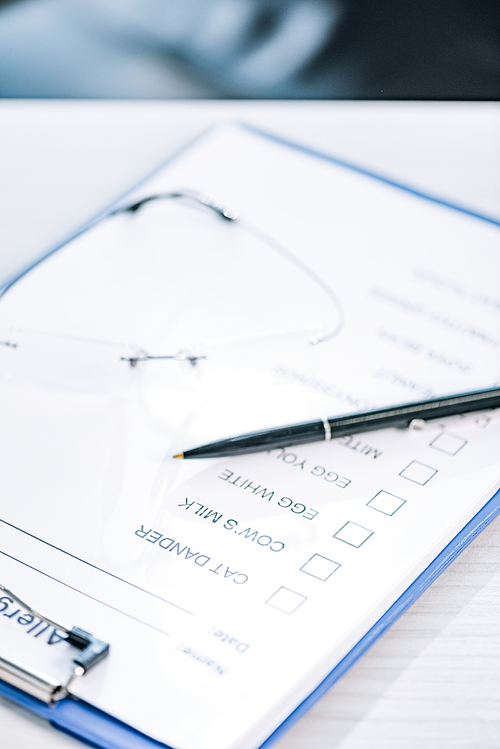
[1, 121, 499, 749]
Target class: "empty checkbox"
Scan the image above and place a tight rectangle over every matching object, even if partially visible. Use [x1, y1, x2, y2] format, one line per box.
[300, 554, 341, 581]
[266, 587, 307, 614]
[367, 490, 406, 516]
[399, 460, 437, 485]
[333, 521, 373, 548]
[430, 432, 467, 456]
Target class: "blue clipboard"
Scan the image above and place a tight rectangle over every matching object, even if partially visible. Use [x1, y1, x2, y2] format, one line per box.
[1, 122, 499, 749]
[1, 488, 499, 749]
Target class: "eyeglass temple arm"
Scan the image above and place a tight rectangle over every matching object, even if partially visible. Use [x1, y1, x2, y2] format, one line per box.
[109, 190, 239, 221]
[107, 188, 343, 345]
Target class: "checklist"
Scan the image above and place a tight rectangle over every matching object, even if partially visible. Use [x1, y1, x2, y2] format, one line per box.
[300, 554, 341, 581]
[367, 490, 406, 516]
[333, 522, 374, 548]
[430, 432, 467, 455]
[266, 587, 307, 614]
[399, 461, 438, 485]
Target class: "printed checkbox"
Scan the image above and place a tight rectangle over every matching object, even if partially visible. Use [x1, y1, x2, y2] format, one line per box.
[300, 554, 340, 581]
[430, 432, 467, 456]
[399, 460, 437, 485]
[333, 521, 373, 548]
[266, 587, 306, 614]
[367, 490, 406, 516]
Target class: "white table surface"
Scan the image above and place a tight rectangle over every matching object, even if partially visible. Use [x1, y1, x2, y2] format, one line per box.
[1, 100, 499, 749]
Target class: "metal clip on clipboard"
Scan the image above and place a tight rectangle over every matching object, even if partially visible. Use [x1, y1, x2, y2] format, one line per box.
[0, 583, 109, 704]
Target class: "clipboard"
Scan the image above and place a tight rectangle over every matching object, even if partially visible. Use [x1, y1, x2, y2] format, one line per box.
[1, 488, 499, 749]
[1, 121, 499, 749]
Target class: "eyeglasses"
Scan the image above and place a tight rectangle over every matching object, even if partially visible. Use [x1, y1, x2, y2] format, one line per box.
[0, 190, 344, 399]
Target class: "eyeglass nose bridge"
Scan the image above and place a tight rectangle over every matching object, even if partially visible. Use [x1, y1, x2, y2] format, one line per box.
[120, 349, 208, 368]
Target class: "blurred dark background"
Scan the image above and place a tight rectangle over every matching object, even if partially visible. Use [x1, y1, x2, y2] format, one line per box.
[0, 0, 499, 99]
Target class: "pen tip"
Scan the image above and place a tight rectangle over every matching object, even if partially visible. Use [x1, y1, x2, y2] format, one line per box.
[173, 453, 184, 459]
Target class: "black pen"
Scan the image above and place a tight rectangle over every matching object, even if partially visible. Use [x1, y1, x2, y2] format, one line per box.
[173, 387, 500, 459]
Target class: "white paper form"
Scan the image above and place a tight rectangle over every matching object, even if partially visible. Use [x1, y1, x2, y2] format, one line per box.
[0, 123, 499, 749]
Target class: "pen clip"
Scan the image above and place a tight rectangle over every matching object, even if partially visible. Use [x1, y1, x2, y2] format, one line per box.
[408, 407, 500, 432]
